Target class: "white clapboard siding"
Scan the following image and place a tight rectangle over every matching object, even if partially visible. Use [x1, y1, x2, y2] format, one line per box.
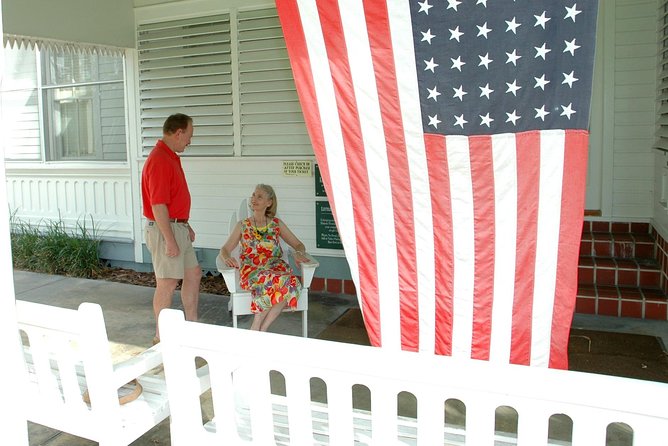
[612, 0, 655, 218]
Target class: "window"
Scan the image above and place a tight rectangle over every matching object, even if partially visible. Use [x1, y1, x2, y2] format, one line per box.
[137, 6, 312, 157]
[1, 42, 127, 162]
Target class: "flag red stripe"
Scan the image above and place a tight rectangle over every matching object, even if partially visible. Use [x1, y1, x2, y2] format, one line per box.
[510, 131, 541, 365]
[426, 134, 454, 356]
[469, 136, 496, 360]
[315, 0, 381, 345]
[549, 130, 589, 368]
[363, 1, 419, 351]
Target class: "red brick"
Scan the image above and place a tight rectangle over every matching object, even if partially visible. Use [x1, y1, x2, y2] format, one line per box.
[577, 285, 597, 297]
[611, 222, 630, 233]
[621, 300, 642, 318]
[645, 302, 667, 321]
[595, 268, 615, 286]
[631, 222, 649, 234]
[326, 279, 342, 294]
[597, 298, 619, 316]
[639, 270, 660, 288]
[593, 241, 611, 257]
[310, 277, 325, 292]
[575, 297, 596, 314]
[592, 221, 610, 232]
[634, 243, 655, 259]
[579, 241, 592, 256]
[581, 221, 592, 233]
[616, 269, 637, 287]
[343, 280, 356, 295]
[577, 266, 593, 285]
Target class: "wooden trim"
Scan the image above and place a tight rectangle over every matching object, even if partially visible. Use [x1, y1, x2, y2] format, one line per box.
[584, 209, 602, 217]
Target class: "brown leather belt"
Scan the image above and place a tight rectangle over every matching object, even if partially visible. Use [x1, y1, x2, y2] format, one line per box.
[147, 218, 189, 224]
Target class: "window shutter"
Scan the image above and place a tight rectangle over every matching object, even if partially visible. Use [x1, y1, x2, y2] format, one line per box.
[657, 2, 668, 150]
[138, 14, 234, 156]
[238, 8, 312, 156]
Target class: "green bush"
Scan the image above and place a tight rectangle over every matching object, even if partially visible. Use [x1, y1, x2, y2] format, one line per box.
[10, 213, 102, 278]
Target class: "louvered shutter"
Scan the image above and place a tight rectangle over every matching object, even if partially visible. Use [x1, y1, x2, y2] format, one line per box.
[138, 14, 234, 156]
[238, 8, 312, 156]
[657, 2, 668, 150]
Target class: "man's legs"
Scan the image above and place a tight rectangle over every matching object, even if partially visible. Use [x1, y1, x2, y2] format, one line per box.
[154, 277, 179, 339]
[180, 264, 201, 322]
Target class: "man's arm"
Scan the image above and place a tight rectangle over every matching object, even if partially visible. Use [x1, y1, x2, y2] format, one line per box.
[152, 204, 179, 257]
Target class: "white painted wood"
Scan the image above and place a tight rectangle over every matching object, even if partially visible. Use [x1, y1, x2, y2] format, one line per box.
[15, 300, 181, 445]
[160, 308, 668, 446]
[6, 169, 133, 239]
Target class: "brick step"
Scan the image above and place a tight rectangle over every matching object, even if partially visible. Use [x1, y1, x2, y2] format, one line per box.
[576, 284, 668, 320]
[578, 256, 660, 288]
[580, 231, 655, 260]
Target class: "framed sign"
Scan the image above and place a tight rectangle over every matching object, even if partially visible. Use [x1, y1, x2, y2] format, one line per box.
[315, 201, 343, 249]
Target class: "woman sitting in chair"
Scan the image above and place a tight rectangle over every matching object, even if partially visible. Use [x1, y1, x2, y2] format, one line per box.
[219, 184, 309, 332]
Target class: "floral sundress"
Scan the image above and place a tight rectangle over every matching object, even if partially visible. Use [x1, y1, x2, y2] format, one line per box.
[239, 217, 301, 313]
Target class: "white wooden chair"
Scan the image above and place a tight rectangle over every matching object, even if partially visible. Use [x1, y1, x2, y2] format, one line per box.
[216, 198, 319, 337]
[16, 300, 208, 446]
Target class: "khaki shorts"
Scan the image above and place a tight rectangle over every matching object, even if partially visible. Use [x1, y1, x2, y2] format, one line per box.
[145, 221, 199, 279]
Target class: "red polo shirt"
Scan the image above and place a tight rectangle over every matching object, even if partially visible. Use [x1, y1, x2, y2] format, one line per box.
[141, 140, 191, 220]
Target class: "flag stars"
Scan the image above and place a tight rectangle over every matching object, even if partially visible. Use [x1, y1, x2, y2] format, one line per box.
[476, 0, 488, 6]
[453, 85, 467, 101]
[561, 103, 576, 119]
[478, 53, 493, 69]
[506, 49, 521, 66]
[562, 71, 578, 88]
[534, 11, 551, 29]
[449, 26, 464, 42]
[534, 43, 551, 60]
[427, 86, 441, 101]
[418, 0, 433, 15]
[421, 29, 435, 44]
[447, 0, 462, 11]
[564, 38, 581, 56]
[450, 56, 466, 71]
[428, 114, 441, 128]
[534, 74, 550, 90]
[565, 3, 582, 22]
[506, 110, 521, 125]
[506, 79, 521, 96]
[424, 58, 439, 72]
[479, 113, 494, 127]
[454, 114, 468, 129]
[505, 17, 521, 34]
[479, 83, 494, 99]
[535, 105, 550, 121]
[477, 22, 492, 39]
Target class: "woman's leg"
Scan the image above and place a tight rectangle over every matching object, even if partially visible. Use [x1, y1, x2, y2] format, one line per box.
[258, 299, 288, 332]
[250, 310, 268, 331]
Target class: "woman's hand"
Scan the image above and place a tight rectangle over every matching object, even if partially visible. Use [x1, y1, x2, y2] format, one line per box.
[224, 257, 239, 269]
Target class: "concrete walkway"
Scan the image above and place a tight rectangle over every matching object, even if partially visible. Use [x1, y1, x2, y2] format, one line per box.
[13, 270, 668, 445]
[14, 270, 358, 446]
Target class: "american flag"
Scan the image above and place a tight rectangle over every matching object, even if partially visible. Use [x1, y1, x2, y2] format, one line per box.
[277, 0, 598, 368]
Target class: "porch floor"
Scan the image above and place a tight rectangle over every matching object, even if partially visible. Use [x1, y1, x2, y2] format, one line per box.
[13, 270, 663, 446]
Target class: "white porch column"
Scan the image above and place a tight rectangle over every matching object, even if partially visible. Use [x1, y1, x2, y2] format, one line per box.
[0, 0, 30, 442]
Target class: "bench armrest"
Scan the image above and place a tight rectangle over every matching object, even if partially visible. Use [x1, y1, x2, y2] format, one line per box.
[292, 251, 319, 288]
[216, 254, 240, 293]
[112, 344, 163, 388]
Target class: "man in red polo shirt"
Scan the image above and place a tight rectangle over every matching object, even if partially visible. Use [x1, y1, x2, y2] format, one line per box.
[141, 113, 200, 344]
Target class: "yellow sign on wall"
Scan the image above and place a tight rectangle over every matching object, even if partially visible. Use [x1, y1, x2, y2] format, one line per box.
[283, 160, 312, 177]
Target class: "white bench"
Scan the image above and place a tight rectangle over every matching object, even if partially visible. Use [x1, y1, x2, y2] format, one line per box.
[16, 300, 206, 446]
[217, 198, 319, 337]
[160, 308, 668, 445]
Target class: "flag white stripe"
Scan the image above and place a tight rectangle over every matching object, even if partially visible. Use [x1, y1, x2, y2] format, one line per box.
[387, 0, 436, 353]
[339, 0, 400, 349]
[489, 134, 518, 363]
[531, 130, 565, 366]
[447, 136, 476, 358]
[297, 0, 361, 291]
